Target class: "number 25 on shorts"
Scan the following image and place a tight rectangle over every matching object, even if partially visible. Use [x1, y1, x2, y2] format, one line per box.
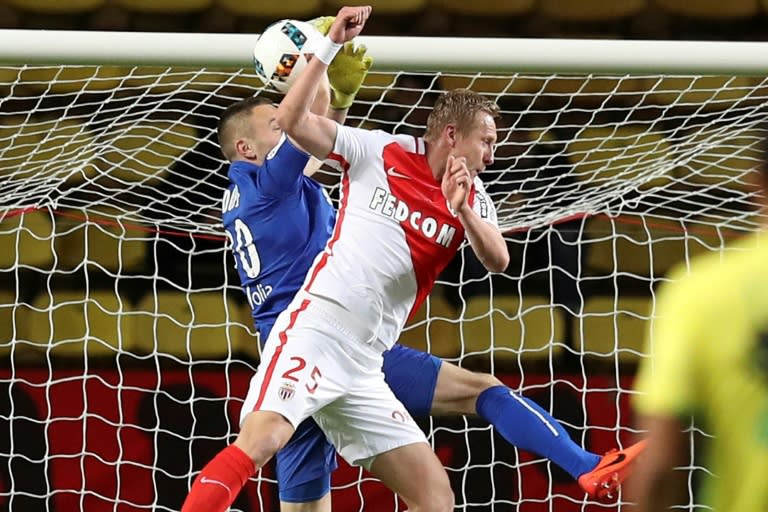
[282, 356, 322, 394]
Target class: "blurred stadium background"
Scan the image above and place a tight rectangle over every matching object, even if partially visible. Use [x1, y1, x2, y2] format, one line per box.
[3, 0, 768, 39]
[1, 1, 767, 511]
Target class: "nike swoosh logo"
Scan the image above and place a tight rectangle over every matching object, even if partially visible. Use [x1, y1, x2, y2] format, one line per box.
[200, 476, 232, 492]
[603, 453, 626, 468]
[386, 166, 410, 180]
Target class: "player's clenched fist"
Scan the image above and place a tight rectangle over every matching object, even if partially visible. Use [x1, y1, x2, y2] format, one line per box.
[328, 5, 372, 44]
[442, 155, 471, 213]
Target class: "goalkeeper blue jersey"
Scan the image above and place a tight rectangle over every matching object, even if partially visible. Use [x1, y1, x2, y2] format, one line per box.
[221, 134, 335, 342]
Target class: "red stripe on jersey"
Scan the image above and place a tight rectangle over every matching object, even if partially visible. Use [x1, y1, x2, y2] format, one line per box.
[327, 152, 350, 171]
[381, 142, 466, 320]
[304, 157, 351, 292]
[253, 298, 311, 411]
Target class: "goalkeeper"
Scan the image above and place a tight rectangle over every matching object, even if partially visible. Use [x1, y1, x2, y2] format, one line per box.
[194, 14, 645, 511]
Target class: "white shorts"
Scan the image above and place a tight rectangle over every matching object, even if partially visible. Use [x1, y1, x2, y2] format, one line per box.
[240, 291, 427, 468]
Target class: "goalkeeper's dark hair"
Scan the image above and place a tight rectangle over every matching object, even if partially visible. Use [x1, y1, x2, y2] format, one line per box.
[217, 96, 273, 161]
[424, 89, 500, 142]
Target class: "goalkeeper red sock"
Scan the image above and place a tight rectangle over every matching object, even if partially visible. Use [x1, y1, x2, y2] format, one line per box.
[181, 444, 256, 512]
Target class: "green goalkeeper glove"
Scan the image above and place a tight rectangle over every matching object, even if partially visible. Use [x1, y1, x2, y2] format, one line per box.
[327, 42, 373, 110]
[306, 16, 335, 36]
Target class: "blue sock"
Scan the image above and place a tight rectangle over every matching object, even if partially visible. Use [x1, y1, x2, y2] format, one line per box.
[476, 385, 601, 480]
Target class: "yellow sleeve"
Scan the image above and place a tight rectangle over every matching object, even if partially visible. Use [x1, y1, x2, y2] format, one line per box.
[633, 267, 706, 417]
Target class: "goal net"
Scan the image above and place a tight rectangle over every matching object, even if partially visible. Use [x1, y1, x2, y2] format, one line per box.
[1, 31, 767, 511]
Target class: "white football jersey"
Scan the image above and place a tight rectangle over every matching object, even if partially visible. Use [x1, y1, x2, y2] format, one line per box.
[303, 124, 498, 348]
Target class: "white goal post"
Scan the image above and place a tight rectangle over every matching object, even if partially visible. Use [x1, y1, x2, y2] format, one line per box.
[3, 29, 768, 73]
[1, 30, 767, 512]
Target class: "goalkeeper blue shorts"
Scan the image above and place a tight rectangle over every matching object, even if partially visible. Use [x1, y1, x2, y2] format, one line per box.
[276, 343, 443, 502]
[382, 343, 444, 417]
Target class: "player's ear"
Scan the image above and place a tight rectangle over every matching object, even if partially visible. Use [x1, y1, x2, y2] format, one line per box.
[445, 124, 456, 148]
[235, 138, 257, 160]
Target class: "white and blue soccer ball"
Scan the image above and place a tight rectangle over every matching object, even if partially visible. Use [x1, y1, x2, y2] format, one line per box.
[253, 19, 322, 93]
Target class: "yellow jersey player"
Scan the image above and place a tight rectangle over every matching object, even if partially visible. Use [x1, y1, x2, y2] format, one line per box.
[629, 164, 768, 511]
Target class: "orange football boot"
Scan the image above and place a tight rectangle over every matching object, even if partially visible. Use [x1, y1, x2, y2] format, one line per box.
[578, 439, 648, 502]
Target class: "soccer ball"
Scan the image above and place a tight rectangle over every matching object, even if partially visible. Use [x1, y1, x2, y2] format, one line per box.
[253, 19, 322, 94]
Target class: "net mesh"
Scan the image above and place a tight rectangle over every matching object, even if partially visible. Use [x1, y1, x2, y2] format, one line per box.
[1, 63, 766, 511]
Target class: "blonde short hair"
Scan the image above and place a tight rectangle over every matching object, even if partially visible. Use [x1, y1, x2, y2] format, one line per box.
[424, 89, 500, 141]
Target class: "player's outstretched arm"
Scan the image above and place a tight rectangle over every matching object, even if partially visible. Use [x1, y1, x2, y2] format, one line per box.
[306, 39, 373, 184]
[276, 5, 372, 160]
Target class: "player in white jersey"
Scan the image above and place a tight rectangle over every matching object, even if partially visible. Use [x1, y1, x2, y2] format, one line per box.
[184, 8, 495, 511]
[263, 10, 511, 511]
[182, 7, 644, 512]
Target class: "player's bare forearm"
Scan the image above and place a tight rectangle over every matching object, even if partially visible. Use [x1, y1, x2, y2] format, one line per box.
[276, 56, 337, 159]
[309, 75, 332, 117]
[297, 89, 347, 183]
[300, 107, 346, 184]
[458, 206, 509, 273]
[303, 108, 347, 183]
[276, 6, 370, 160]
[327, 105, 348, 125]
[625, 415, 689, 512]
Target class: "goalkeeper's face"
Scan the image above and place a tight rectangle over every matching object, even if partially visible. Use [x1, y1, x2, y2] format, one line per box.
[245, 104, 283, 163]
[453, 112, 497, 178]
